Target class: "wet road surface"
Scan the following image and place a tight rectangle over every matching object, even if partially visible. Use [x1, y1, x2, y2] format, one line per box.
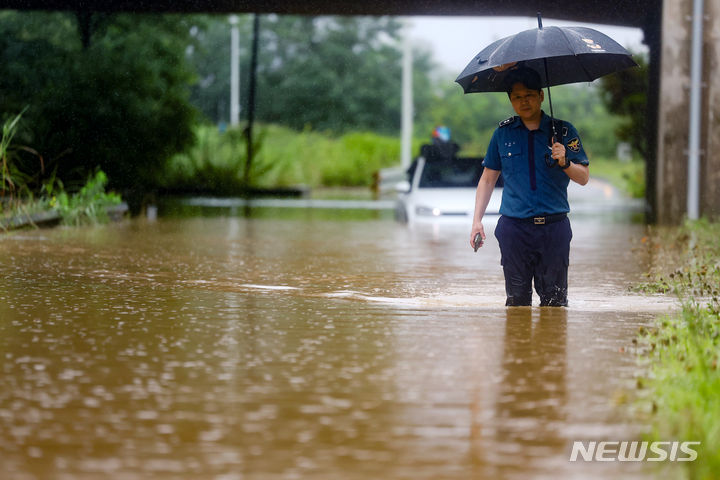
[0, 183, 680, 479]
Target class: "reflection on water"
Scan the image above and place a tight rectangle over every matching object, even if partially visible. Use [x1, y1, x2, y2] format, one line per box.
[0, 205, 677, 479]
[480, 308, 568, 477]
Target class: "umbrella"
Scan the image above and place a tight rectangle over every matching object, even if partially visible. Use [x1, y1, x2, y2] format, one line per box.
[455, 13, 637, 138]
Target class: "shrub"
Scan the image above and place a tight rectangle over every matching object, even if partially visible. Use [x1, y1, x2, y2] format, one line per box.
[161, 123, 416, 193]
[52, 170, 123, 226]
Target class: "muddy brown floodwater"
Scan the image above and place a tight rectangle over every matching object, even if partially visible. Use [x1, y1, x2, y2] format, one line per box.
[0, 197, 680, 480]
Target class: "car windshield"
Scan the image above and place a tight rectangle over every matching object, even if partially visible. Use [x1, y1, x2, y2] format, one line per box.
[418, 158, 483, 188]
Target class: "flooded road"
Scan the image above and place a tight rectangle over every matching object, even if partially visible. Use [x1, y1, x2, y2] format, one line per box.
[0, 188, 678, 480]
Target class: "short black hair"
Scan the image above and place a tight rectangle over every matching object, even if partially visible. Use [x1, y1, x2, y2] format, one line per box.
[504, 67, 543, 96]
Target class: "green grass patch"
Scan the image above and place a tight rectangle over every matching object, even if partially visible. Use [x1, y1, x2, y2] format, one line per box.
[163, 123, 647, 199]
[635, 219, 720, 479]
[51, 170, 123, 226]
[589, 156, 645, 198]
[160, 123, 424, 194]
[2, 169, 124, 230]
[2, 110, 123, 230]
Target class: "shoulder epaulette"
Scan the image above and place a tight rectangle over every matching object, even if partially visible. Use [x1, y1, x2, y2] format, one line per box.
[499, 116, 515, 127]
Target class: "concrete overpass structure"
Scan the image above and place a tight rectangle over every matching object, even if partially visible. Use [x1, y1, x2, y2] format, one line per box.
[2, 0, 718, 223]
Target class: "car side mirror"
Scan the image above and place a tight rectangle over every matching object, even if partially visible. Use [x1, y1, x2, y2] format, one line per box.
[394, 180, 411, 193]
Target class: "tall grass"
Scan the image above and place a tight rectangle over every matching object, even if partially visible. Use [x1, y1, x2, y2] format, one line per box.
[160, 125, 249, 195]
[635, 220, 720, 479]
[590, 157, 646, 199]
[1, 111, 123, 229]
[1, 110, 29, 204]
[160, 123, 422, 193]
[0, 109, 48, 225]
[162, 123, 645, 198]
[51, 170, 123, 226]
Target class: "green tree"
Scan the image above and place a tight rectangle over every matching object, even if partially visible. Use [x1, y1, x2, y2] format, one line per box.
[256, 16, 402, 133]
[598, 51, 649, 159]
[185, 15, 242, 123]
[0, 11, 197, 200]
[415, 79, 510, 154]
[187, 15, 434, 135]
[548, 83, 621, 159]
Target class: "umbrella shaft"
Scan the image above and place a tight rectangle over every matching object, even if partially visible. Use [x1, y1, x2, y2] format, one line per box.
[543, 58, 557, 140]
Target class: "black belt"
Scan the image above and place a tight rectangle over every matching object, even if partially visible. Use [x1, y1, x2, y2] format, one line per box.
[509, 213, 567, 225]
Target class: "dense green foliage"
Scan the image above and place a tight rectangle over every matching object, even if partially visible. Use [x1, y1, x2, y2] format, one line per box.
[590, 157, 645, 198]
[187, 15, 436, 135]
[2, 112, 123, 228]
[188, 13, 625, 158]
[183, 14, 631, 193]
[2, 11, 439, 196]
[49, 170, 123, 226]
[1, 110, 28, 203]
[2, 9, 638, 199]
[258, 16, 401, 133]
[0, 11, 197, 198]
[0, 109, 50, 220]
[160, 123, 418, 192]
[599, 51, 649, 159]
[160, 122, 642, 197]
[634, 220, 720, 480]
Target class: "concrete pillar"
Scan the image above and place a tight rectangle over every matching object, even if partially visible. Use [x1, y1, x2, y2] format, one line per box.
[656, 0, 693, 224]
[656, 0, 719, 223]
[643, 8, 662, 224]
[701, 0, 720, 217]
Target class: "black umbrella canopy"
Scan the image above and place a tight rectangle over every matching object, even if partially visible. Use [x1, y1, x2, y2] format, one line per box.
[455, 25, 638, 93]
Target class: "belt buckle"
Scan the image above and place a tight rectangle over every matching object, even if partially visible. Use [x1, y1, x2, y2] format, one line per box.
[533, 216, 546, 225]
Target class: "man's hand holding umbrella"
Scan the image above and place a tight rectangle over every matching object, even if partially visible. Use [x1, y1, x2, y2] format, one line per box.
[551, 141, 566, 167]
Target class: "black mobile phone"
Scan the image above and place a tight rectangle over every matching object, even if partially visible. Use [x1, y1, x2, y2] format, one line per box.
[473, 233, 483, 252]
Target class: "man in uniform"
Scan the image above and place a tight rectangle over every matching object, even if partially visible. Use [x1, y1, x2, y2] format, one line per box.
[470, 67, 589, 306]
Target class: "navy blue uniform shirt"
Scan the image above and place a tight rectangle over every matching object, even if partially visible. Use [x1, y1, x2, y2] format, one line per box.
[483, 112, 589, 218]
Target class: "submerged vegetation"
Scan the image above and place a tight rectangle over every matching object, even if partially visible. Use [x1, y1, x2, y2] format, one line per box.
[1, 110, 34, 207]
[50, 170, 123, 226]
[1, 113, 123, 231]
[635, 220, 720, 479]
[1, 169, 124, 231]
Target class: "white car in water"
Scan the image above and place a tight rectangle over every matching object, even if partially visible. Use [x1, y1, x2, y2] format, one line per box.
[395, 156, 503, 224]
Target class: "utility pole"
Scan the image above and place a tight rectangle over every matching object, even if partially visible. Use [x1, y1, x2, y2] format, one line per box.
[687, 0, 704, 220]
[400, 33, 413, 169]
[244, 14, 260, 190]
[229, 15, 240, 127]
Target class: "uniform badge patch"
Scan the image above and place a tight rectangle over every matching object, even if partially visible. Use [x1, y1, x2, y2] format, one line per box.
[567, 137, 581, 153]
[499, 116, 514, 127]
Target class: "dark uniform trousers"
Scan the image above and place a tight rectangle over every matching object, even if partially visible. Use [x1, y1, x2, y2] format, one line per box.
[494, 215, 572, 307]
